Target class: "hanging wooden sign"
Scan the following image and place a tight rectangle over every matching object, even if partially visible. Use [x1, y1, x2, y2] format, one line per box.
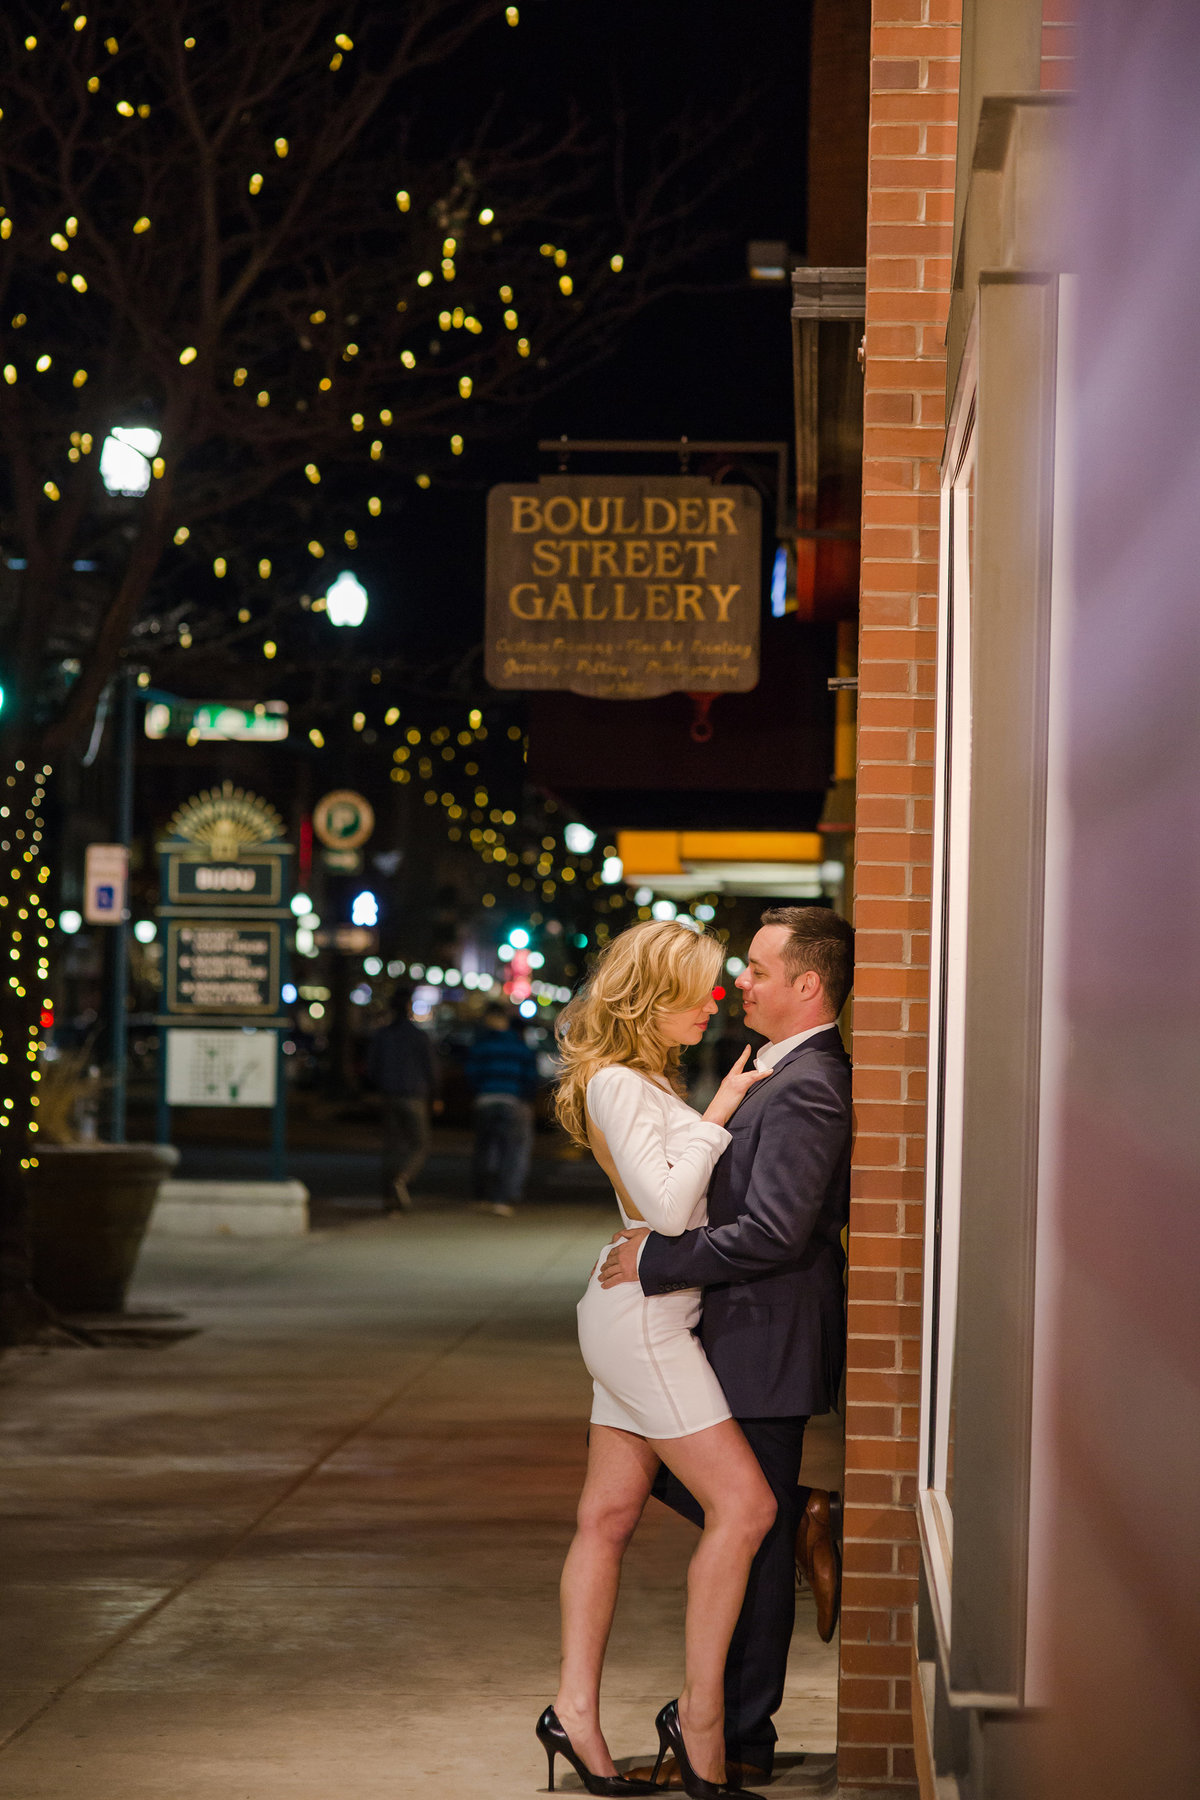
[486, 476, 761, 697]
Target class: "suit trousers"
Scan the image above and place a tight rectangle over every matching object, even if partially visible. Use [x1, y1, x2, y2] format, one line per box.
[651, 1414, 809, 1773]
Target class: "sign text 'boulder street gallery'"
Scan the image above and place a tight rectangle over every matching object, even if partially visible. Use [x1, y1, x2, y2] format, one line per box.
[486, 476, 761, 698]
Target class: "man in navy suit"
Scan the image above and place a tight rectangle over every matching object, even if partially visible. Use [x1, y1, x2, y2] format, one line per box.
[599, 905, 853, 1783]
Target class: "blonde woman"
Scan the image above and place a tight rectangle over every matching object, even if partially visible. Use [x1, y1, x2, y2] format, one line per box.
[536, 921, 774, 1800]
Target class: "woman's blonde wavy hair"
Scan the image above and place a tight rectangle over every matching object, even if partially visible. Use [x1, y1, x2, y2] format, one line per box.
[555, 920, 724, 1148]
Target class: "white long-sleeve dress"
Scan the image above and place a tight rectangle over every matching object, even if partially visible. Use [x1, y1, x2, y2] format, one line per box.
[576, 1064, 733, 1440]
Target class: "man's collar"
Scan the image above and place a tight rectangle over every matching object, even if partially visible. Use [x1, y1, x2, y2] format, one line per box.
[754, 1021, 840, 1071]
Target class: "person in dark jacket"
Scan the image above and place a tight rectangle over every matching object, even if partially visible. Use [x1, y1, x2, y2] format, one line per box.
[465, 1002, 541, 1216]
[366, 990, 436, 1212]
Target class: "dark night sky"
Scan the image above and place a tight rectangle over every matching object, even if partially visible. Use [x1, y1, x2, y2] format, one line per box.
[361, 0, 812, 670]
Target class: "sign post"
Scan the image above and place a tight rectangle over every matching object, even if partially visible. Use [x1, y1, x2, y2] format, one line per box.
[154, 783, 293, 1179]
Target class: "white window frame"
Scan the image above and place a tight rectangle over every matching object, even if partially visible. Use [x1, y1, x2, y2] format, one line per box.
[917, 310, 980, 1657]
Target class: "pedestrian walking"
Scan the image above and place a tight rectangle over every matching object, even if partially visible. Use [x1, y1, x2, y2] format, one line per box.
[366, 989, 436, 1212]
[465, 1002, 541, 1216]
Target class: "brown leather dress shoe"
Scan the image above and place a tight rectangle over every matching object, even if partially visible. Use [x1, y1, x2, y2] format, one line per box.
[623, 1752, 770, 1790]
[795, 1486, 842, 1643]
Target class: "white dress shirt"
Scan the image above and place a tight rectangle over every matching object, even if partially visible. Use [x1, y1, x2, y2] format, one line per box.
[754, 1020, 836, 1071]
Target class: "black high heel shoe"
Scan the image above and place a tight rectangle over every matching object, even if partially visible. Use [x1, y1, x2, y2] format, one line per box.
[535, 1706, 663, 1796]
[651, 1699, 763, 1799]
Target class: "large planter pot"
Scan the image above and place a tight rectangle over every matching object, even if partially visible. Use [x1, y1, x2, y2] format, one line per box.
[28, 1143, 181, 1315]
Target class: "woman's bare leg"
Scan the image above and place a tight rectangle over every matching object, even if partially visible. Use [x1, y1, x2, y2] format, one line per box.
[648, 1420, 777, 1786]
[556, 1424, 660, 1775]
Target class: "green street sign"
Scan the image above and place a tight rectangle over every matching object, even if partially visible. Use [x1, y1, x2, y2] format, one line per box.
[144, 700, 288, 743]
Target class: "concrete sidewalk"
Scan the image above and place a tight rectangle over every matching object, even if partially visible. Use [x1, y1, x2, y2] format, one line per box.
[0, 1207, 837, 1798]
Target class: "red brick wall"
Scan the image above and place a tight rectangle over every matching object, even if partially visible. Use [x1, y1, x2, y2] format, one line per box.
[840, 1, 960, 1788]
[1040, 0, 1076, 91]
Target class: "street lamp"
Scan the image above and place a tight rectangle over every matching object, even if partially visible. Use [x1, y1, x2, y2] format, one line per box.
[324, 570, 368, 627]
[100, 427, 161, 497]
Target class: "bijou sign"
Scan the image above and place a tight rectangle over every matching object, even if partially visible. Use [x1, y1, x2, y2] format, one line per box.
[486, 476, 761, 698]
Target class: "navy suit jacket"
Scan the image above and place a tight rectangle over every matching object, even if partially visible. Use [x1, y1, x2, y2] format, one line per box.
[638, 1024, 851, 1418]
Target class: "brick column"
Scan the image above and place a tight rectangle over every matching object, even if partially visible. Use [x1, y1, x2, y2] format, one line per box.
[839, 2, 960, 1789]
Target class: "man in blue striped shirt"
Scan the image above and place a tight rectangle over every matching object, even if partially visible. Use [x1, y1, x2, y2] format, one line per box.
[465, 1003, 541, 1216]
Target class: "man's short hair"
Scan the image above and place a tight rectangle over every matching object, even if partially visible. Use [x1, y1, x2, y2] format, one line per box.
[760, 905, 855, 1017]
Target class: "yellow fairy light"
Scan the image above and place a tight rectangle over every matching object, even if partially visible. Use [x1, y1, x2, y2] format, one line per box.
[458, 376, 472, 398]
[506, 6, 519, 23]
[24, 35, 37, 50]
[305, 463, 320, 484]
[469, 709, 483, 728]
[351, 412, 364, 430]
[416, 473, 431, 489]
[401, 350, 416, 368]
[258, 559, 271, 579]
[319, 376, 332, 390]
[70, 273, 88, 292]
[74, 15, 87, 30]
[499, 285, 513, 302]
[248, 173, 263, 195]
[237, 607, 250, 622]
[417, 270, 433, 287]
[554, 249, 568, 268]
[116, 100, 134, 117]
[173, 526, 189, 544]
[179, 626, 192, 648]
[133, 216, 151, 233]
[308, 726, 323, 745]
[87, 76, 99, 91]
[43, 482, 60, 501]
[517, 337, 530, 357]
[308, 540, 325, 558]
[80, 432, 92, 451]
[329, 52, 343, 70]
[151, 456, 165, 478]
[442, 237, 457, 257]
[72, 369, 88, 387]
[478, 208, 494, 225]
[379, 408, 393, 425]
[344, 529, 358, 548]
[407, 727, 421, 743]
[51, 232, 68, 251]
[368, 496, 381, 516]
[452, 306, 465, 328]
[466, 315, 483, 334]
[263, 641, 277, 660]
[105, 36, 117, 52]
[179, 345, 197, 364]
[0, 221, 11, 240]
[441, 259, 455, 280]
[353, 712, 365, 732]
[256, 390, 270, 407]
[184, 36, 195, 49]
[274, 138, 288, 158]
[214, 557, 227, 577]
[335, 33, 354, 49]
[539, 243, 554, 258]
[559, 275, 573, 296]
[395, 190, 410, 212]
[439, 310, 452, 330]
[386, 707, 400, 725]
[370, 439, 382, 459]
[610, 253, 624, 272]
[344, 342, 358, 357]
[450, 434, 464, 455]
[35, 354, 51, 371]
[503, 308, 518, 329]
[233, 367, 247, 386]
[137, 104, 150, 118]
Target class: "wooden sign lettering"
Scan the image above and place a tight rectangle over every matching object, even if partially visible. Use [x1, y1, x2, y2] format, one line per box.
[486, 476, 761, 697]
